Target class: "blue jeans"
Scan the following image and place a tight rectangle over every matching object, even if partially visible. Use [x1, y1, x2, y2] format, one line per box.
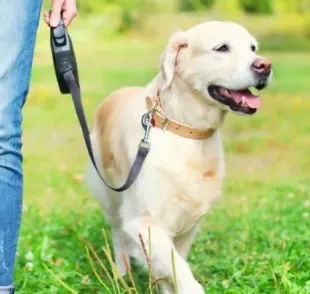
[0, 0, 42, 292]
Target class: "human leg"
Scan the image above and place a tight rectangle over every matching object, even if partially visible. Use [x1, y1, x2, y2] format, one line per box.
[0, 0, 42, 291]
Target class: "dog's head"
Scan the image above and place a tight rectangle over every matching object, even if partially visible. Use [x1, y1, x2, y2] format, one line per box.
[160, 21, 272, 115]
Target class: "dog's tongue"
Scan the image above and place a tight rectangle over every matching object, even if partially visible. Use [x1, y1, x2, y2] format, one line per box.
[229, 89, 261, 109]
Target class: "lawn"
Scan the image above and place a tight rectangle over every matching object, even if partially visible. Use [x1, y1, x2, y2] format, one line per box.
[15, 17, 310, 294]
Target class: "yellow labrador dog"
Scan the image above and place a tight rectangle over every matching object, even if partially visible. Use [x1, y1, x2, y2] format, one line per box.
[86, 21, 272, 293]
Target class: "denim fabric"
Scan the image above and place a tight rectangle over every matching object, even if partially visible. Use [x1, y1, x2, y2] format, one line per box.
[0, 286, 14, 294]
[0, 0, 42, 289]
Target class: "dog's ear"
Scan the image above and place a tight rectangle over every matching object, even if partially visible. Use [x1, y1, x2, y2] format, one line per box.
[160, 31, 188, 90]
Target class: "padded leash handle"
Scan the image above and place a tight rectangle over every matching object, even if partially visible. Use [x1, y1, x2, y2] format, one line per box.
[50, 17, 150, 192]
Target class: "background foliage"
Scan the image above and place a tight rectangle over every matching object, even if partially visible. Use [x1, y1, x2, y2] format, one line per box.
[69, 0, 310, 37]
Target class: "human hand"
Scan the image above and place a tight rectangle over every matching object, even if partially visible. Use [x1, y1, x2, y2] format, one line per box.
[44, 0, 77, 28]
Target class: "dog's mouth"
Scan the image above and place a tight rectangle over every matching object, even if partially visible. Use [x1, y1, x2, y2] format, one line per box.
[208, 85, 261, 115]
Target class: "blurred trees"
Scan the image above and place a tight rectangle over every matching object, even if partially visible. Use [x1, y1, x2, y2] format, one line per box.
[240, 0, 272, 14]
[179, 0, 310, 14]
[76, 0, 151, 32]
[179, 0, 215, 11]
[76, 0, 310, 16]
[273, 0, 310, 14]
[212, 0, 242, 14]
[74, 0, 310, 37]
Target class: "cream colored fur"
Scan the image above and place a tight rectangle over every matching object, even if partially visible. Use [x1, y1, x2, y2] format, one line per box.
[86, 21, 271, 294]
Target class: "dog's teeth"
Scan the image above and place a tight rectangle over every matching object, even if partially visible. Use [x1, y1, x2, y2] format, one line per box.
[218, 88, 227, 96]
[222, 89, 230, 97]
[241, 96, 247, 106]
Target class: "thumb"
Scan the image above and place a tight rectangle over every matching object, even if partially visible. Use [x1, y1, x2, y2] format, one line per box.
[50, 0, 64, 27]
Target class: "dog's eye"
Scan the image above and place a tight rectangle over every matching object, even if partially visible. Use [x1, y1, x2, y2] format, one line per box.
[214, 44, 229, 52]
[251, 45, 257, 52]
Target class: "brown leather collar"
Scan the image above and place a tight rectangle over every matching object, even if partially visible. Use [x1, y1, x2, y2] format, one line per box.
[145, 94, 216, 140]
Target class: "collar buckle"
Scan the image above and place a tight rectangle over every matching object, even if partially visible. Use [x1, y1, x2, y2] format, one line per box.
[162, 118, 170, 131]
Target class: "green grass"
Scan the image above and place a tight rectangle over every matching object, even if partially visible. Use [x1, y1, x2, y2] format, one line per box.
[15, 17, 310, 293]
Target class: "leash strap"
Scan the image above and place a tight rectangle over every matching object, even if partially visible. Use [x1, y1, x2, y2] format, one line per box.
[50, 17, 150, 192]
[63, 70, 150, 192]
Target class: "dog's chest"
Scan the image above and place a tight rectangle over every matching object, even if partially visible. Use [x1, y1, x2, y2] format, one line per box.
[149, 133, 225, 234]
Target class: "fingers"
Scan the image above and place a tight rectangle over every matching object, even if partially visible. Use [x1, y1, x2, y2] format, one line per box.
[63, 0, 78, 27]
[50, 0, 65, 27]
[44, 0, 77, 28]
[43, 11, 51, 26]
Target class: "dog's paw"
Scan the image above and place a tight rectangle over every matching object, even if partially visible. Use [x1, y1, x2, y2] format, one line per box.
[178, 281, 205, 294]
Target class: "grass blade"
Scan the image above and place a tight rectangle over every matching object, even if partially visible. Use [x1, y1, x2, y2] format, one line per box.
[43, 264, 78, 294]
[85, 246, 113, 294]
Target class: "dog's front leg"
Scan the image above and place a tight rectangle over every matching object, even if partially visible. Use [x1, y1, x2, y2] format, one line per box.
[112, 228, 130, 276]
[123, 219, 205, 294]
[174, 224, 200, 259]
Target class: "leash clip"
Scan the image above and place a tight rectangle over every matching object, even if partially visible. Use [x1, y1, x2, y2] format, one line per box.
[140, 111, 153, 149]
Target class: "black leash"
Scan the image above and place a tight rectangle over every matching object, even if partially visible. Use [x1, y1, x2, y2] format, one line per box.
[50, 17, 151, 192]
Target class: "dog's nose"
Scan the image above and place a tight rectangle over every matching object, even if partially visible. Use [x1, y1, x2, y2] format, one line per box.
[252, 58, 272, 76]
